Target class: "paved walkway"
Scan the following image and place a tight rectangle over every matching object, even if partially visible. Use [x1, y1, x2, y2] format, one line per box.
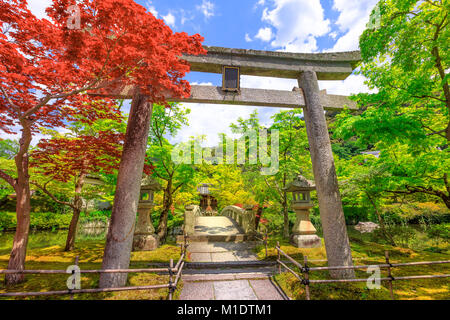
[180, 241, 288, 300]
[188, 242, 258, 262]
[194, 216, 244, 236]
[180, 279, 287, 300]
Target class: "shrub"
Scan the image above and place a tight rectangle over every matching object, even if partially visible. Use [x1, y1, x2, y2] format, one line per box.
[383, 203, 450, 225]
[0, 211, 16, 231]
[342, 206, 370, 225]
[0, 211, 72, 231]
[426, 224, 450, 241]
[81, 210, 111, 224]
[29, 212, 72, 230]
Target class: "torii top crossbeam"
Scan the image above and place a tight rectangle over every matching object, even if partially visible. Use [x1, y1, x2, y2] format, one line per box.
[183, 46, 361, 80]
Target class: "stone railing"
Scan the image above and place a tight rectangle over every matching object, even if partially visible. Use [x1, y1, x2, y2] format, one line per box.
[220, 205, 256, 235]
[183, 205, 203, 236]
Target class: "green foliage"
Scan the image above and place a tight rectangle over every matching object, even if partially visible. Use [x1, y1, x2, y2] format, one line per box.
[383, 202, 450, 224]
[0, 212, 16, 231]
[342, 206, 371, 225]
[0, 139, 19, 160]
[258, 206, 297, 234]
[0, 212, 72, 231]
[427, 224, 450, 241]
[80, 210, 111, 223]
[331, 140, 368, 160]
[334, 0, 450, 210]
[147, 103, 195, 200]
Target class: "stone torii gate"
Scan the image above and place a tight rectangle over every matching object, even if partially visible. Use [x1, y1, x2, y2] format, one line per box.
[98, 46, 358, 287]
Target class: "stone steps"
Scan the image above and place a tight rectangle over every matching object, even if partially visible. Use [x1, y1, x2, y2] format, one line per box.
[177, 234, 252, 243]
[185, 261, 277, 269]
[181, 270, 273, 282]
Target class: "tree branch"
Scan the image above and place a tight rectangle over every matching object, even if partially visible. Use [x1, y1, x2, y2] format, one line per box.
[0, 169, 16, 189]
[31, 181, 75, 209]
[0, 85, 21, 115]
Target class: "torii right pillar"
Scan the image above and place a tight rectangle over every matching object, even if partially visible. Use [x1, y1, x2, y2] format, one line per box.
[298, 70, 354, 279]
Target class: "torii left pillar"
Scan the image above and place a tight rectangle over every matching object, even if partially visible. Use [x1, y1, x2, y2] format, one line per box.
[100, 92, 153, 288]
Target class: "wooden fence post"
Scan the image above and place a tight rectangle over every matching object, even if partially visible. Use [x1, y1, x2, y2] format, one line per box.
[168, 259, 174, 300]
[277, 241, 281, 274]
[264, 232, 268, 259]
[385, 251, 394, 300]
[303, 256, 310, 300]
[71, 256, 79, 301]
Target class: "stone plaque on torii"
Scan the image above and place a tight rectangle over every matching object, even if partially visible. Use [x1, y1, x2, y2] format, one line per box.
[94, 46, 359, 278]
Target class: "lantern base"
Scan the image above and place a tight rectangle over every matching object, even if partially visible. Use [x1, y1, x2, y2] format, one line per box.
[290, 234, 322, 248]
[132, 233, 159, 251]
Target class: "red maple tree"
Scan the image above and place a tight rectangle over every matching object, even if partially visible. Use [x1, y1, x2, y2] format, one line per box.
[31, 110, 154, 252]
[0, 0, 205, 284]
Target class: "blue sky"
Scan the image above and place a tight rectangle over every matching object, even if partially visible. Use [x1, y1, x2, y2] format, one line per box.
[17, 0, 378, 146]
[138, 0, 378, 146]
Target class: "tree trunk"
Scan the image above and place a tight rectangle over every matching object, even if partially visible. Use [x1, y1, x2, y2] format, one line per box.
[255, 206, 262, 230]
[99, 93, 153, 288]
[157, 179, 173, 244]
[64, 172, 86, 252]
[299, 71, 354, 279]
[6, 123, 32, 286]
[367, 193, 396, 246]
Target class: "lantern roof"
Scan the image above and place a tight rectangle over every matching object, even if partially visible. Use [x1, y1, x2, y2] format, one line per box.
[197, 183, 213, 195]
[140, 176, 161, 191]
[284, 174, 315, 192]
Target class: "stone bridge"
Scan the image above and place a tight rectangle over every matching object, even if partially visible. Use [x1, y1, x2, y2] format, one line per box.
[181, 205, 256, 242]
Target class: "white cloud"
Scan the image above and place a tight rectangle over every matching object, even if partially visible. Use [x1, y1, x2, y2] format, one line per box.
[191, 82, 213, 86]
[146, 1, 159, 18]
[261, 0, 330, 52]
[196, 0, 215, 19]
[27, 0, 52, 20]
[245, 33, 253, 42]
[174, 79, 292, 146]
[241, 75, 297, 91]
[174, 74, 372, 147]
[242, 72, 373, 98]
[180, 9, 194, 25]
[255, 27, 273, 42]
[162, 12, 176, 27]
[173, 104, 258, 147]
[318, 73, 374, 96]
[330, 0, 378, 51]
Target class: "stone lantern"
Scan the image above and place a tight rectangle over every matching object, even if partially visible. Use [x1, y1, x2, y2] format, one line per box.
[284, 174, 321, 248]
[132, 177, 161, 251]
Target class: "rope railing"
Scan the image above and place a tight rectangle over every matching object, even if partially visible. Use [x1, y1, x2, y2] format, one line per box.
[0, 236, 189, 300]
[275, 242, 450, 300]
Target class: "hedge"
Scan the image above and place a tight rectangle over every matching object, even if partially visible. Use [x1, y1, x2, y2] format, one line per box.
[0, 212, 72, 231]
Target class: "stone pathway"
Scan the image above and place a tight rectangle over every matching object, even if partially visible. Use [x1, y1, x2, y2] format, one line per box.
[179, 241, 288, 300]
[188, 242, 258, 262]
[194, 216, 244, 236]
[179, 279, 287, 300]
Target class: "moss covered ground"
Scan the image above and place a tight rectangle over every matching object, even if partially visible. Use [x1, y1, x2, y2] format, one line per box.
[0, 228, 448, 300]
[0, 238, 184, 300]
[254, 236, 450, 300]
